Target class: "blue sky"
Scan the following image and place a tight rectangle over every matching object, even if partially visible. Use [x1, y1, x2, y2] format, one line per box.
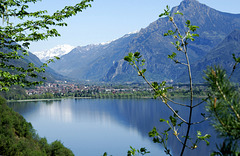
[28, 0, 240, 52]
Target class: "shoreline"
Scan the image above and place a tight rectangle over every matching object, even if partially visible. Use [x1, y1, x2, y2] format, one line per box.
[7, 95, 207, 102]
[7, 97, 92, 102]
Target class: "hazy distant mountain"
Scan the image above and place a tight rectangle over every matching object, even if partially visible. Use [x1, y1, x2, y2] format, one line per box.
[187, 29, 240, 83]
[50, 0, 240, 83]
[33, 44, 75, 62]
[49, 32, 138, 80]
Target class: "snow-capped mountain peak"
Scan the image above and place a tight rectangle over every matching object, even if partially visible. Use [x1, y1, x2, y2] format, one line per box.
[33, 44, 75, 62]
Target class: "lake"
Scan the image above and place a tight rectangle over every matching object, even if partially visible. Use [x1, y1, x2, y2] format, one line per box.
[8, 98, 221, 156]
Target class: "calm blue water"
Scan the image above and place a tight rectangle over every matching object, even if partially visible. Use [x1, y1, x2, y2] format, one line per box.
[8, 98, 221, 156]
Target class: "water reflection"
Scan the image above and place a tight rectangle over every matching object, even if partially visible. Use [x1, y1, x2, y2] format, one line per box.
[8, 98, 221, 156]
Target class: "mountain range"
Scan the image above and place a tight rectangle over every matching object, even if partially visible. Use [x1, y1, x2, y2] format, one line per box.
[43, 0, 240, 83]
[32, 44, 75, 62]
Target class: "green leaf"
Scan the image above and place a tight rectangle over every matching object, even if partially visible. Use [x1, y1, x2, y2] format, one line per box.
[176, 41, 180, 46]
[192, 33, 199, 37]
[168, 52, 177, 59]
[169, 116, 177, 126]
[197, 131, 202, 136]
[190, 25, 199, 32]
[165, 127, 171, 132]
[177, 122, 184, 127]
[141, 69, 146, 74]
[54, 56, 60, 60]
[159, 5, 170, 17]
[152, 82, 158, 89]
[1, 87, 9, 91]
[173, 110, 179, 118]
[124, 56, 132, 62]
[160, 118, 166, 122]
[233, 53, 240, 63]
[134, 52, 141, 58]
[103, 152, 108, 156]
[186, 20, 191, 26]
[164, 33, 169, 36]
[175, 11, 183, 16]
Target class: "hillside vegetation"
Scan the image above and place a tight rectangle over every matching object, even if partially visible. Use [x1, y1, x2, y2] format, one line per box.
[0, 96, 74, 156]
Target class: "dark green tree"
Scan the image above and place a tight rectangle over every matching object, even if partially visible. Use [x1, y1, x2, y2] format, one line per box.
[205, 65, 240, 139]
[204, 56, 240, 155]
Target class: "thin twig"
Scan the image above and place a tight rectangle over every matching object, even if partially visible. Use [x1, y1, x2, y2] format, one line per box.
[191, 117, 209, 125]
[175, 135, 192, 150]
[165, 96, 190, 107]
[228, 63, 238, 80]
[140, 74, 188, 124]
[132, 60, 189, 123]
[193, 97, 209, 108]
[175, 60, 188, 66]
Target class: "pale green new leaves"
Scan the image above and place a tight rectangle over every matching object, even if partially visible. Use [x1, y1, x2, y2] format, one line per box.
[127, 146, 150, 156]
[124, 52, 146, 76]
[0, 0, 93, 91]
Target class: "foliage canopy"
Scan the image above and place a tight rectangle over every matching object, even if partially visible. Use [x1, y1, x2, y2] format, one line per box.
[0, 0, 93, 91]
